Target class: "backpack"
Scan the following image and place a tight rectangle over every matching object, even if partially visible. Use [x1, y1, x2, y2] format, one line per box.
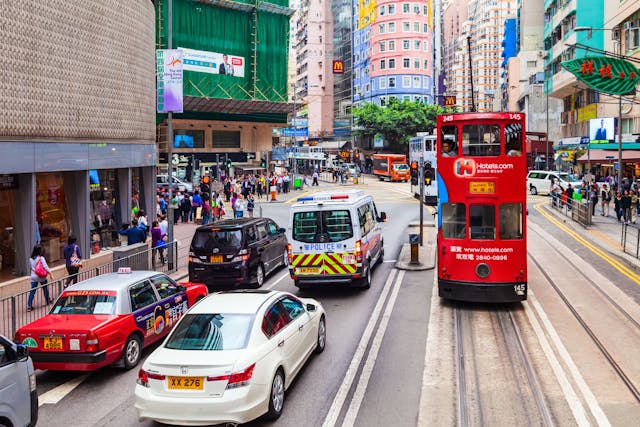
[34, 256, 48, 278]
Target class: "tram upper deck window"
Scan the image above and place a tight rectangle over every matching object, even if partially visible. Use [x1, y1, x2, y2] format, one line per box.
[499, 203, 523, 240]
[462, 124, 501, 156]
[440, 126, 458, 157]
[469, 205, 495, 240]
[442, 203, 466, 239]
[505, 123, 523, 156]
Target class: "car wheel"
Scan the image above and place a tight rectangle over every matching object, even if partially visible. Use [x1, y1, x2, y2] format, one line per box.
[530, 186, 538, 195]
[282, 249, 289, 268]
[255, 264, 265, 288]
[359, 262, 371, 289]
[377, 245, 384, 265]
[315, 315, 326, 354]
[266, 369, 285, 420]
[123, 334, 142, 370]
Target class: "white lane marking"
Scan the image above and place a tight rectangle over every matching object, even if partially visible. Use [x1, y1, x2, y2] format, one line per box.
[322, 269, 398, 427]
[528, 291, 611, 427]
[38, 374, 89, 406]
[524, 292, 591, 427]
[265, 271, 289, 290]
[417, 273, 442, 426]
[382, 259, 397, 263]
[341, 270, 406, 427]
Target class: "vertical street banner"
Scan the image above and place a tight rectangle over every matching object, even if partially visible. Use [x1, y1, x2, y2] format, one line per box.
[156, 49, 183, 113]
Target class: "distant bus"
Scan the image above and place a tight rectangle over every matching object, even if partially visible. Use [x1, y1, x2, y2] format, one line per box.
[408, 134, 437, 205]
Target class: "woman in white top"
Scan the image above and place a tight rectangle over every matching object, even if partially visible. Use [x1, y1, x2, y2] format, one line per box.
[27, 245, 54, 311]
[234, 195, 246, 218]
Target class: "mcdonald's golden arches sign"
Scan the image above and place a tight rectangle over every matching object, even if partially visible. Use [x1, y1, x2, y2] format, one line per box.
[333, 60, 344, 74]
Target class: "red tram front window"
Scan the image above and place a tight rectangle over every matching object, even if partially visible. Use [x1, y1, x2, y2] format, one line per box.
[440, 125, 458, 157]
[469, 205, 496, 240]
[442, 203, 466, 239]
[462, 124, 501, 156]
[499, 203, 524, 240]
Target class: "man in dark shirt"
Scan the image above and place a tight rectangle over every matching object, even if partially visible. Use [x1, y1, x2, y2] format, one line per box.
[119, 219, 146, 245]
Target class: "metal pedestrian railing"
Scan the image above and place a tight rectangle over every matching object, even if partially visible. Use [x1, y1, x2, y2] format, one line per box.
[0, 241, 185, 338]
[549, 195, 593, 227]
[621, 222, 640, 259]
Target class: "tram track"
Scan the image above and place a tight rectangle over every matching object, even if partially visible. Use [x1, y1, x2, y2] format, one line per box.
[528, 249, 640, 405]
[454, 304, 553, 427]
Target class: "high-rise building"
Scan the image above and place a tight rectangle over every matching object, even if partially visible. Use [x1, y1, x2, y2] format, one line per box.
[354, 0, 435, 107]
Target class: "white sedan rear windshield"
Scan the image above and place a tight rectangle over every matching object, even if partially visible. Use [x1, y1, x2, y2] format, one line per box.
[165, 313, 254, 351]
[292, 210, 354, 243]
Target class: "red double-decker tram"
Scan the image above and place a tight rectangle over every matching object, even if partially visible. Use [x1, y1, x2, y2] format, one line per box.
[436, 112, 527, 302]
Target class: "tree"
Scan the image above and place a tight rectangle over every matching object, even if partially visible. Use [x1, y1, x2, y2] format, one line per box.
[352, 98, 452, 152]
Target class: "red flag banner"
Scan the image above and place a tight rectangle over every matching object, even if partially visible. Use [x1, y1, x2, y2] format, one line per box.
[561, 56, 639, 96]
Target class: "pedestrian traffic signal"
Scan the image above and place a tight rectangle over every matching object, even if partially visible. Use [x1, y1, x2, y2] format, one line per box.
[410, 162, 419, 186]
[261, 159, 266, 168]
[226, 159, 232, 169]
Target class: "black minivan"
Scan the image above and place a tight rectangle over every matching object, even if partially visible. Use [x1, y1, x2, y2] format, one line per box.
[188, 218, 289, 290]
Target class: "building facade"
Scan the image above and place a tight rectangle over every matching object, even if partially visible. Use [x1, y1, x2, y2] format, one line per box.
[0, 0, 157, 278]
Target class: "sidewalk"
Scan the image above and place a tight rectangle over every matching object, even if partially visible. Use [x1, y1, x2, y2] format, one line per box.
[540, 198, 640, 271]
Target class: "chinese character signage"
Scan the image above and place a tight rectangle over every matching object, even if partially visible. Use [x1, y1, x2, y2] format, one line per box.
[156, 49, 183, 113]
[561, 56, 639, 96]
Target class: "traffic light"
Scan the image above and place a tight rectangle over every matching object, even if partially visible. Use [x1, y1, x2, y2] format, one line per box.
[424, 162, 433, 186]
[200, 175, 210, 195]
[261, 158, 266, 168]
[226, 158, 232, 169]
[410, 162, 419, 186]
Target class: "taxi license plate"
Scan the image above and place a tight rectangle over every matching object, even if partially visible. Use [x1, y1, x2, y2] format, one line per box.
[43, 337, 63, 350]
[210, 255, 223, 263]
[168, 376, 204, 390]
[297, 267, 320, 274]
[342, 255, 356, 264]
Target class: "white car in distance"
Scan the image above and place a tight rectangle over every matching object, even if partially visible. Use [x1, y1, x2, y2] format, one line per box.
[134, 289, 326, 426]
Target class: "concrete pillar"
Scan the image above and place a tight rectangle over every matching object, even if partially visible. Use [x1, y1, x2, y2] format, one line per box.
[14, 173, 36, 276]
[140, 166, 156, 221]
[116, 168, 132, 226]
[63, 170, 90, 260]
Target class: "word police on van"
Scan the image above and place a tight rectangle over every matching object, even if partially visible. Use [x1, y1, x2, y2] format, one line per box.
[287, 190, 386, 289]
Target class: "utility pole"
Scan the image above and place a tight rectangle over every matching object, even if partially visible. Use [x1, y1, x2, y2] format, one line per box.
[467, 36, 476, 113]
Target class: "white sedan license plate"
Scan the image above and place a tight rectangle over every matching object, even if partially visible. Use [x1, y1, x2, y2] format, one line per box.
[168, 376, 204, 390]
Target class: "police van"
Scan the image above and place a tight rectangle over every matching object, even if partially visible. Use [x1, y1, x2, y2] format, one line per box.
[287, 190, 386, 289]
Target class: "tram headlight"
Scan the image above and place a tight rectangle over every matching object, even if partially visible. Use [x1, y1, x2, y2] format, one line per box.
[475, 263, 490, 278]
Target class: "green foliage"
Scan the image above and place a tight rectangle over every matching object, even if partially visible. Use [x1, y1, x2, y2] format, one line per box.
[352, 99, 452, 151]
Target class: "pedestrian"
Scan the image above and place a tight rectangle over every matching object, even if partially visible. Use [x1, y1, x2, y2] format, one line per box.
[119, 219, 146, 245]
[632, 190, 639, 224]
[566, 183, 574, 210]
[159, 214, 169, 237]
[247, 193, 255, 217]
[600, 184, 611, 216]
[150, 220, 167, 266]
[312, 170, 319, 186]
[550, 178, 561, 207]
[589, 183, 598, 216]
[622, 190, 632, 223]
[201, 199, 211, 225]
[234, 195, 245, 218]
[63, 235, 83, 287]
[614, 191, 623, 221]
[181, 194, 191, 223]
[27, 245, 54, 311]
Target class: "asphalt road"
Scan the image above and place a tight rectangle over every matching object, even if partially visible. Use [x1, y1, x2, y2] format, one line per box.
[32, 183, 640, 427]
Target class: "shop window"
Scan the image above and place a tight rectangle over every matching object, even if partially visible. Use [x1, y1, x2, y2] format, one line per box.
[36, 173, 70, 264]
[174, 130, 205, 149]
[90, 169, 118, 250]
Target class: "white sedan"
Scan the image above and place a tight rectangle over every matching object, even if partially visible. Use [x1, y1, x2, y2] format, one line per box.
[134, 289, 326, 426]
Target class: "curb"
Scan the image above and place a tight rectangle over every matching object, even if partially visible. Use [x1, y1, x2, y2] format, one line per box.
[395, 241, 436, 271]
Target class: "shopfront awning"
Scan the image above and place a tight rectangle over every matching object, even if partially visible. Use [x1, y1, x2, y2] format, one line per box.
[577, 150, 640, 163]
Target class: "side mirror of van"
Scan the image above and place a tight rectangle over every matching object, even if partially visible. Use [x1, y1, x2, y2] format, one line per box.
[378, 212, 387, 222]
[278, 227, 286, 234]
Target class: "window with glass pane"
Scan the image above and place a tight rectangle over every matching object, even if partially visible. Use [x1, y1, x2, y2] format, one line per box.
[388, 4, 395, 13]
[212, 131, 240, 148]
[388, 22, 395, 32]
[440, 125, 458, 155]
[442, 203, 466, 239]
[504, 123, 523, 156]
[389, 58, 395, 68]
[402, 3, 409, 13]
[470, 205, 495, 240]
[462, 124, 501, 156]
[403, 58, 410, 68]
[403, 40, 410, 49]
[403, 22, 410, 32]
[499, 203, 523, 240]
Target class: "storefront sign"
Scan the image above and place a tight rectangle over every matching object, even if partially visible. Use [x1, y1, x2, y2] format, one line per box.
[0, 174, 17, 190]
[156, 49, 183, 113]
[333, 60, 345, 74]
[562, 56, 639, 95]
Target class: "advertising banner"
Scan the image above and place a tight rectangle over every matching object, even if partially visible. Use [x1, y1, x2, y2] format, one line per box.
[156, 49, 183, 113]
[180, 47, 245, 78]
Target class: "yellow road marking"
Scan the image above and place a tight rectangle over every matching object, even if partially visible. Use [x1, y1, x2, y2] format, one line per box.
[534, 201, 640, 286]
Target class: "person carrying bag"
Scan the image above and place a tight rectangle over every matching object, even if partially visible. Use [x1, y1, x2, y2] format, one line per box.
[28, 245, 54, 311]
[63, 235, 83, 287]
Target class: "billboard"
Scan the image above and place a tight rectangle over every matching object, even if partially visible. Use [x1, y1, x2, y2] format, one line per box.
[589, 117, 615, 142]
[180, 47, 246, 78]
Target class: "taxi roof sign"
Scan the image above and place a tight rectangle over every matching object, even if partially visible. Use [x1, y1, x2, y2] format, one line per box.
[118, 267, 132, 274]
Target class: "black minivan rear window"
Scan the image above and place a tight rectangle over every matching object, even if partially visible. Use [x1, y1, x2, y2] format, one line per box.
[192, 228, 242, 251]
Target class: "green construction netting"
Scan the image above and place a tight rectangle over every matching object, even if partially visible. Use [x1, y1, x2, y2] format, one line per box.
[157, 0, 289, 102]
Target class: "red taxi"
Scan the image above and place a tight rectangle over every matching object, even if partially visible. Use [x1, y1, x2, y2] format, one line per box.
[15, 269, 208, 371]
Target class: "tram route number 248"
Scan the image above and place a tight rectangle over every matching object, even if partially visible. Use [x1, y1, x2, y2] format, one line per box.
[513, 284, 526, 295]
